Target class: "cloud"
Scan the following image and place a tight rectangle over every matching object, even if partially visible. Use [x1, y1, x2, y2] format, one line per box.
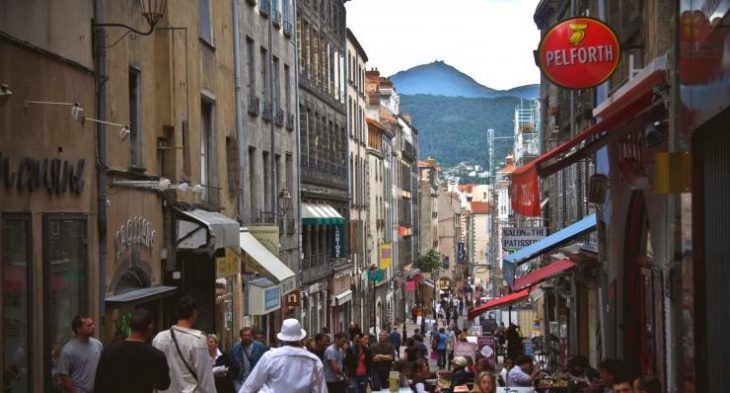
[346, 0, 541, 90]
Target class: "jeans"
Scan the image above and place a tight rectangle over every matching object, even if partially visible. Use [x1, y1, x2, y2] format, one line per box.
[371, 370, 390, 390]
[348, 375, 369, 393]
[327, 380, 347, 393]
[437, 349, 447, 368]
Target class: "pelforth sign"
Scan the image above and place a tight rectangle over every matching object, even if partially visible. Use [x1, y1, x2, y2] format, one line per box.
[538, 17, 620, 89]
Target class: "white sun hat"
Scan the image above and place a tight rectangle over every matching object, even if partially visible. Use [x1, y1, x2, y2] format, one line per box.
[277, 318, 307, 342]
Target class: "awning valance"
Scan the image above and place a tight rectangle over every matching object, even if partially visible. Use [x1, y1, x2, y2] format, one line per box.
[512, 259, 576, 291]
[240, 229, 296, 294]
[331, 289, 353, 306]
[302, 203, 345, 225]
[510, 56, 668, 217]
[105, 286, 177, 307]
[503, 214, 596, 286]
[467, 288, 531, 320]
[177, 208, 240, 250]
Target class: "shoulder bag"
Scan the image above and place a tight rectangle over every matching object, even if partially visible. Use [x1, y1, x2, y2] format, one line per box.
[170, 327, 199, 382]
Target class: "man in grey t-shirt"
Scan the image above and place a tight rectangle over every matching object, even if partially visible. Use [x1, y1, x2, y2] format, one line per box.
[323, 332, 348, 393]
[57, 315, 103, 393]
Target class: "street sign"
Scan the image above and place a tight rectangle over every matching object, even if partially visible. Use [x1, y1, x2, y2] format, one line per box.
[537, 17, 621, 89]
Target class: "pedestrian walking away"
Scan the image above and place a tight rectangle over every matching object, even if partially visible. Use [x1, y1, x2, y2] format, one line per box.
[152, 295, 216, 392]
[94, 308, 170, 393]
[388, 325, 402, 360]
[239, 319, 327, 393]
[323, 332, 349, 393]
[56, 315, 103, 393]
[231, 326, 268, 391]
[208, 334, 240, 393]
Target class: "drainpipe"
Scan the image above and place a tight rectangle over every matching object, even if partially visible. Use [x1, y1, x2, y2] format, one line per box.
[94, 0, 108, 333]
[232, 0, 246, 223]
[292, 0, 303, 317]
[268, 0, 277, 220]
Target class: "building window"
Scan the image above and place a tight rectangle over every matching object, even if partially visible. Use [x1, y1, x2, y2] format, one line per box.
[284, 64, 291, 113]
[249, 147, 258, 221]
[246, 37, 256, 95]
[2, 214, 32, 392]
[201, 98, 217, 203]
[44, 215, 87, 391]
[199, 0, 213, 44]
[260, 47, 269, 103]
[129, 66, 143, 168]
[263, 151, 271, 218]
[272, 56, 280, 112]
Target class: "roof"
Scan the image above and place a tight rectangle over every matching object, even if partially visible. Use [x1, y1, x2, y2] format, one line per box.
[346, 28, 369, 62]
[470, 201, 491, 214]
[366, 117, 386, 131]
[458, 184, 475, 192]
[498, 164, 516, 174]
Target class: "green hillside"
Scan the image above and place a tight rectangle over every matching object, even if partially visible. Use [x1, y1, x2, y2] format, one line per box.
[400, 94, 520, 171]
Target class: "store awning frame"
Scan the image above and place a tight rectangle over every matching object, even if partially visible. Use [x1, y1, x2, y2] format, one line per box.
[503, 214, 596, 286]
[105, 286, 177, 308]
[240, 229, 296, 294]
[301, 203, 345, 225]
[509, 55, 668, 217]
[331, 289, 353, 306]
[467, 288, 532, 320]
[512, 259, 576, 291]
[176, 208, 240, 250]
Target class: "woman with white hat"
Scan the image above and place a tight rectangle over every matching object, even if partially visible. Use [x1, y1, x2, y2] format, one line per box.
[239, 319, 327, 393]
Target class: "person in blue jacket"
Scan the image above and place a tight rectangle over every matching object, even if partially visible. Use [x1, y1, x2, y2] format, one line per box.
[231, 326, 268, 391]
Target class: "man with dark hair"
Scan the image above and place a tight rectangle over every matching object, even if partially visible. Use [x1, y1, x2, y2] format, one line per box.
[231, 326, 267, 391]
[308, 333, 328, 361]
[152, 295, 215, 392]
[611, 378, 633, 393]
[57, 314, 103, 393]
[633, 375, 661, 393]
[240, 319, 326, 393]
[598, 358, 628, 393]
[506, 355, 542, 387]
[93, 309, 170, 392]
[324, 332, 349, 393]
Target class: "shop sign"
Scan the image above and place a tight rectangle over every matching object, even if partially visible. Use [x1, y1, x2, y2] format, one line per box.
[115, 217, 157, 258]
[538, 17, 621, 89]
[216, 248, 240, 278]
[0, 152, 85, 194]
[264, 286, 281, 312]
[379, 243, 392, 269]
[285, 290, 300, 307]
[249, 225, 280, 257]
[331, 224, 346, 258]
[501, 227, 547, 251]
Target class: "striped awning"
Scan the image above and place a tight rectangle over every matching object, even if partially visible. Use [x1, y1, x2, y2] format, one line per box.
[302, 203, 345, 225]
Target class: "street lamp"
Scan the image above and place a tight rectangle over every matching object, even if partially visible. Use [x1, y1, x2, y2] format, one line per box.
[367, 264, 383, 334]
[94, 0, 167, 36]
[278, 188, 292, 218]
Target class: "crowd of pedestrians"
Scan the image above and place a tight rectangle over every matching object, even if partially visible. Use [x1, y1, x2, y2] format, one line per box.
[50, 295, 664, 393]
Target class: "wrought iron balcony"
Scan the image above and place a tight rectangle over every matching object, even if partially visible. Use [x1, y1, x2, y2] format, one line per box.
[286, 113, 295, 131]
[283, 22, 293, 38]
[262, 101, 273, 122]
[275, 108, 285, 127]
[259, 0, 270, 17]
[247, 95, 260, 116]
[301, 156, 348, 190]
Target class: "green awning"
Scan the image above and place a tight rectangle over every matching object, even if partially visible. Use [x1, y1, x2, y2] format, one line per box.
[302, 203, 345, 225]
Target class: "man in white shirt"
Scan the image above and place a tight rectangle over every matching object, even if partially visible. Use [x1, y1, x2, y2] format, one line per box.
[239, 319, 327, 393]
[507, 355, 542, 387]
[153, 296, 216, 393]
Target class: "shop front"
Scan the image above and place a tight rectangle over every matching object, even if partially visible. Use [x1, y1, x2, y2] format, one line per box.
[330, 272, 353, 333]
[175, 207, 241, 346]
[240, 227, 296, 344]
[103, 187, 176, 343]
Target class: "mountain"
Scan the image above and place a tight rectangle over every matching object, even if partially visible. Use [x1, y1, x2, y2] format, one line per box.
[389, 61, 539, 99]
[400, 94, 521, 171]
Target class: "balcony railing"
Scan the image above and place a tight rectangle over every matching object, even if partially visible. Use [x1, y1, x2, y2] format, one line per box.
[259, 0, 270, 17]
[286, 113, 295, 131]
[301, 156, 348, 190]
[301, 259, 330, 284]
[402, 139, 416, 160]
[262, 101, 272, 122]
[247, 95, 260, 116]
[275, 109, 285, 127]
[283, 22, 293, 38]
[272, 9, 281, 27]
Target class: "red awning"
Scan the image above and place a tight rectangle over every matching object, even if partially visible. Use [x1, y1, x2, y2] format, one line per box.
[467, 288, 531, 320]
[510, 57, 668, 217]
[512, 259, 576, 291]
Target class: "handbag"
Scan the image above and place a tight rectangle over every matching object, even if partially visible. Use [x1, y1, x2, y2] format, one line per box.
[170, 327, 199, 382]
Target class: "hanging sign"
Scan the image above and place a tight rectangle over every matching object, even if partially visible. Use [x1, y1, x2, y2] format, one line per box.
[538, 17, 621, 89]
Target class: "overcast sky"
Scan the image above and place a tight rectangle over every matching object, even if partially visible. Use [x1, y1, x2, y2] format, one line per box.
[345, 0, 541, 91]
